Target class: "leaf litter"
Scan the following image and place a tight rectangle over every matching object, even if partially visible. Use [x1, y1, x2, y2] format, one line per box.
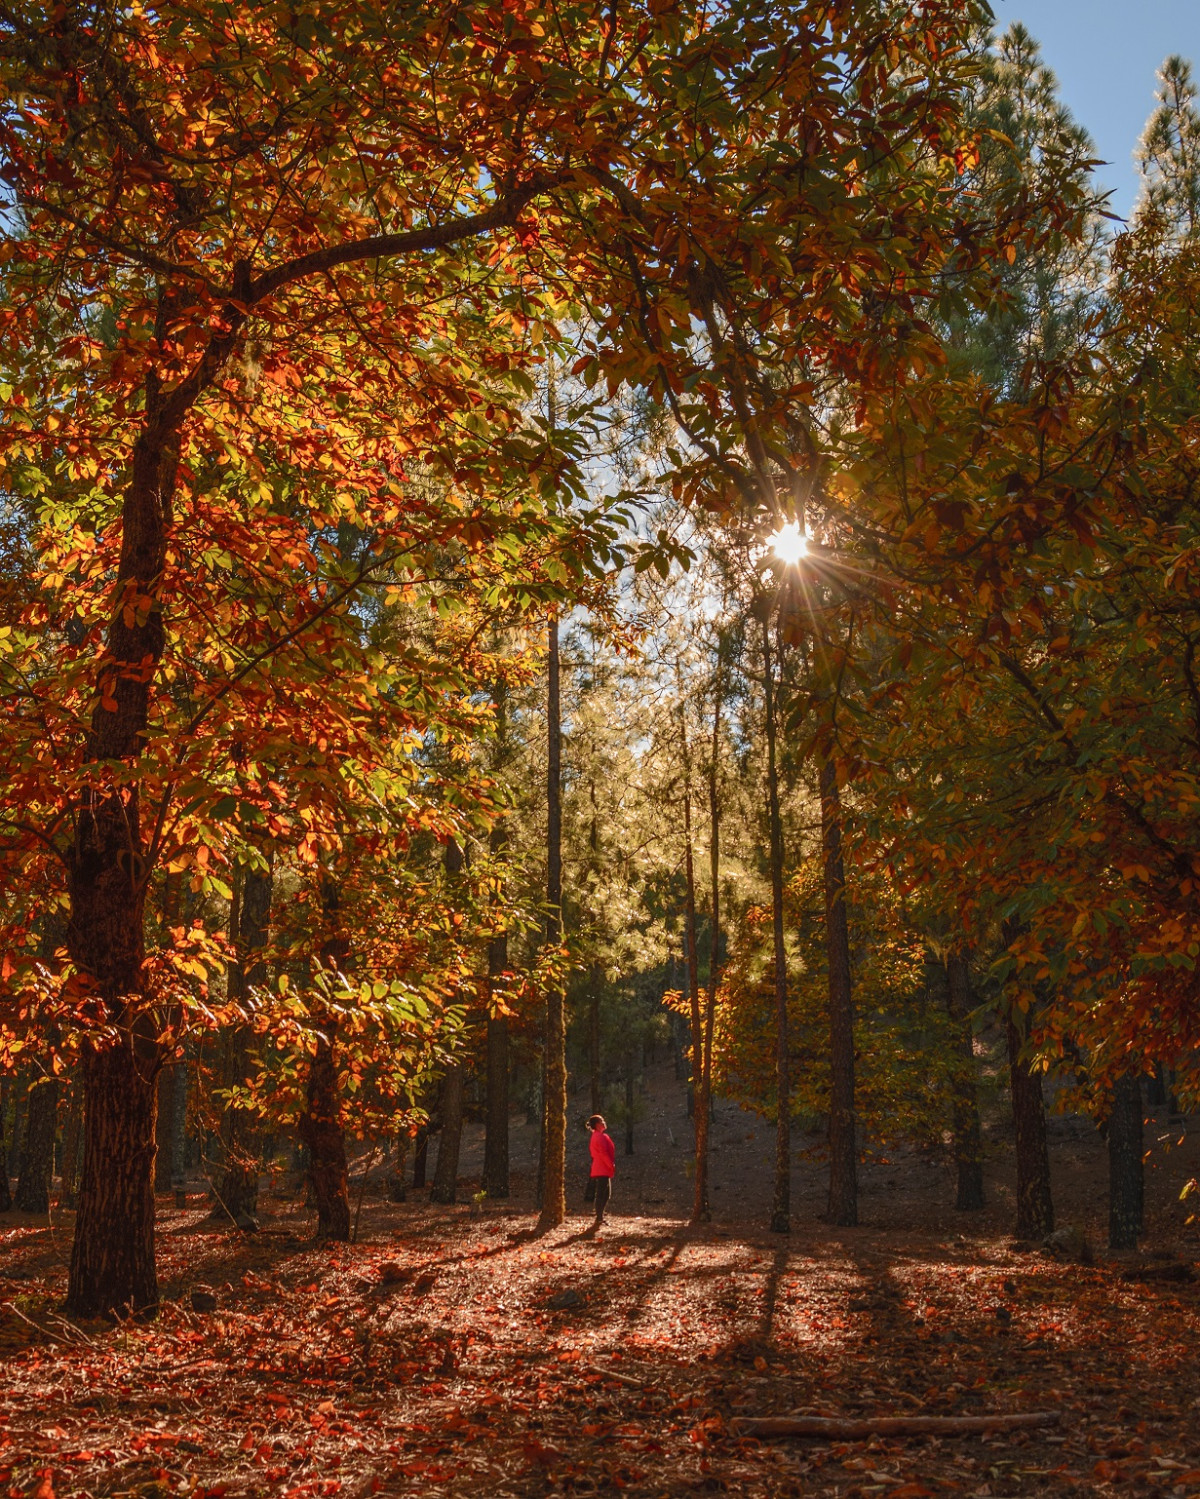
[2, 1201, 1200, 1498]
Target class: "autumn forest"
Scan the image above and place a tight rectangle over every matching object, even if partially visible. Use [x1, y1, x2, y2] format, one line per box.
[2, 2, 1200, 1496]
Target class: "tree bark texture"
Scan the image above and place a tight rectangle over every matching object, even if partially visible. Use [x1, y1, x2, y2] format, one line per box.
[217, 856, 273, 1220]
[820, 754, 857, 1228]
[1108, 1072, 1144, 1251]
[431, 1063, 466, 1205]
[538, 615, 567, 1232]
[762, 617, 791, 1235]
[14, 1072, 58, 1214]
[625, 1056, 635, 1156]
[1007, 1011, 1055, 1240]
[298, 1017, 350, 1241]
[0, 1075, 12, 1212]
[945, 950, 985, 1211]
[66, 408, 181, 1316]
[65, 1036, 159, 1317]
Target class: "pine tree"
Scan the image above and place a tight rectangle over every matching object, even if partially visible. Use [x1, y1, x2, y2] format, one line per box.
[1136, 55, 1200, 240]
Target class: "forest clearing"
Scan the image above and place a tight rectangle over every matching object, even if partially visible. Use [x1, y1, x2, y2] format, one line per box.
[4, 1, 1200, 1496]
[3, 1064, 1200, 1498]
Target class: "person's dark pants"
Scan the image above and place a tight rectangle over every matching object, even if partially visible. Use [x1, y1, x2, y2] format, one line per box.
[592, 1175, 611, 1219]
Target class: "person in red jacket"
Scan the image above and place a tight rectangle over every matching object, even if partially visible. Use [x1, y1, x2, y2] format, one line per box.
[586, 1114, 615, 1229]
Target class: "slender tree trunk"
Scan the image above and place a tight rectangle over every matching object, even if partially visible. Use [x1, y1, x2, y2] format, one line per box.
[15, 1072, 58, 1214]
[431, 1064, 465, 1205]
[694, 648, 723, 1224]
[483, 971, 510, 1198]
[538, 615, 567, 1232]
[0, 1075, 11, 1212]
[412, 1125, 430, 1189]
[820, 754, 857, 1227]
[625, 1054, 635, 1156]
[589, 974, 603, 1114]
[946, 950, 985, 1211]
[216, 855, 273, 1221]
[58, 1078, 83, 1210]
[298, 874, 351, 1241]
[483, 755, 511, 1198]
[169, 1056, 188, 1206]
[762, 616, 790, 1235]
[680, 692, 708, 1224]
[1108, 1072, 1144, 1251]
[1007, 1010, 1054, 1240]
[155, 1064, 175, 1194]
[298, 1018, 350, 1240]
[389, 1135, 409, 1202]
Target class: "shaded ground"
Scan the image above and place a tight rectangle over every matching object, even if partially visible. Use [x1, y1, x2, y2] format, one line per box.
[2, 1066, 1199, 1497]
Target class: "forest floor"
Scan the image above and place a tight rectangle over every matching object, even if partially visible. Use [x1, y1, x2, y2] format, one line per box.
[2, 1062, 1200, 1499]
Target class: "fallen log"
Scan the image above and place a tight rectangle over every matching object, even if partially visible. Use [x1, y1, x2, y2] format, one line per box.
[732, 1411, 1062, 1440]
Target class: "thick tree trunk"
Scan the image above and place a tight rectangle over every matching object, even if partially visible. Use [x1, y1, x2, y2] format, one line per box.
[15, 1072, 58, 1214]
[216, 856, 272, 1222]
[538, 615, 567, 1232]
[430, 1063, 465, 1204]
[1108, 1072, 1144, 1251]
[64, 412, 183, 1316]
[1007, 1011, 1054, 1240]
[946, 951, 985, 1211]
[0, 1075, 12, 1212]
[762, 618, 791, 1234]
[820, 754, 857, 1228]
[65, 1036, 159, 1317]
[298, 1019, 350, 1240]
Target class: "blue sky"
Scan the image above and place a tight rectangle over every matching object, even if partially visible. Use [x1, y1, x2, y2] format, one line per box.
[994, 0, 1200, 222]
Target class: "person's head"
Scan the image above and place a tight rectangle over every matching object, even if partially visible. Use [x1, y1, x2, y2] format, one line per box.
[586, 1114, 606, 1133]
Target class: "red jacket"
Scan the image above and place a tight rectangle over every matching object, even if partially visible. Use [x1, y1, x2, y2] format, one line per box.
[589, 1129, 616, 1178]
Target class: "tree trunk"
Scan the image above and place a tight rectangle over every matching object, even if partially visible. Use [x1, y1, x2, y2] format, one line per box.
[412, 1125, 430, 1189]
[483, 1010, 510, 1198]
[298, 1018, 350, 1240]
[820, 754, 857, 1228]
[694, 647, 723, 1225]
[680, 696, 707, 1220]
[538, 614, 567, 1232]
[589, 977, 603, 1115]
[430, 1063, 465, 1204]
[483, 779, 510, 1199]
[625, 1055, 635, 1156]
[65, 1035, 160, 1318]
[762, 616, 790, 1234]
[65, 407, 184, 1317]
[155, 1064, 175, 1194]
[1108, 1072, 1144, 1251]
[216, 856, 272, 1221]
[58, 1078, 83, 1210]
[0, 1075, 12, 1212]
[1007, 1010, 1054, 1240]
[946, 950, 985, 1211]
[14, 1072, 58, 1214]
[169, 1057, 188, 1205]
